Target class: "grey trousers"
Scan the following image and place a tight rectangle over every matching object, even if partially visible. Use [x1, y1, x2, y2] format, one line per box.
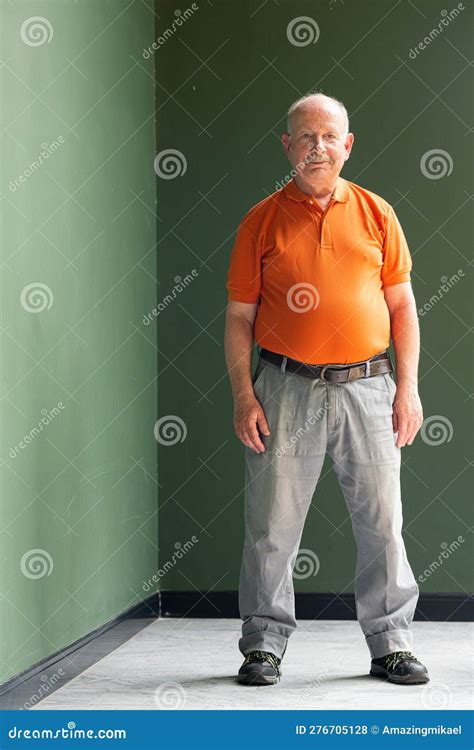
[238, 354, 419, 660]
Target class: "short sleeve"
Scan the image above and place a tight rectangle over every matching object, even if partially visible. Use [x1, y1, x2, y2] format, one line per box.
[381, 204, 412, 287]
[226, 214, 262, 303]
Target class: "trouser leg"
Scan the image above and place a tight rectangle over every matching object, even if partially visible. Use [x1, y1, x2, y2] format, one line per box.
[326, 372, 419, 659]
[238, 363, 328, 659]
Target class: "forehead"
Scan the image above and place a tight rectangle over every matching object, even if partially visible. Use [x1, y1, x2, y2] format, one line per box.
[292, 102, 344, 133]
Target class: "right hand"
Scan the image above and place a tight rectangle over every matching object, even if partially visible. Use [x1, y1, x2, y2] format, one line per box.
[233, 393, 271, 453]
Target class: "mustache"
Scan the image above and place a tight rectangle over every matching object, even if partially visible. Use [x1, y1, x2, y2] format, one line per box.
[307, 156, 331, 163]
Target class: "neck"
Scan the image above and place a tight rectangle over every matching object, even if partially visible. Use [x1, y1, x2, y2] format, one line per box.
[294, 174, 339, 199]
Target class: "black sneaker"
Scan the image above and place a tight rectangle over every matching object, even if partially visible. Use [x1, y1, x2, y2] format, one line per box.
[370, 650, 429, 684]
[237, 650, 282, 685]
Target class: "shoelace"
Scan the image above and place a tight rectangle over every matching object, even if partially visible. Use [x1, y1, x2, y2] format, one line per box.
[384, 650, 419, 671]
[244, 650, 281, 670]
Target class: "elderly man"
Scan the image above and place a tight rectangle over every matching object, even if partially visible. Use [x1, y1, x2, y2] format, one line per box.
[224, 92, 429, 687]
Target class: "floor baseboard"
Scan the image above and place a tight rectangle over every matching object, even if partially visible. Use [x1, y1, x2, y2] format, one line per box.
[160, 591, 474, 622]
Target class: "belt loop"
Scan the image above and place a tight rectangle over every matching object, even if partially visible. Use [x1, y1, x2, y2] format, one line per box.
[365, 360, 371, 378]
[280, 355, 288, 373]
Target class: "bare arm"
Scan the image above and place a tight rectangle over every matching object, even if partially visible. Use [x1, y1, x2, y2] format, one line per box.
[224, 301, 270, 453]
[224, 301, 258, 399]
[383, 281, 423, 448]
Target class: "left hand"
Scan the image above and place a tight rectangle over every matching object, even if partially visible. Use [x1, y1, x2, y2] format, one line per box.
[392, 381, 424, 448]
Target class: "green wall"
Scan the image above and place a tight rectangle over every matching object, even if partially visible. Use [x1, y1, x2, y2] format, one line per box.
[1, 1, 158, 685]
[155, 0, 473, 597]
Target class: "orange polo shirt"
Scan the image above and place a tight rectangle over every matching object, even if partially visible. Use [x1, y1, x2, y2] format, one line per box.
[226, 176, 412, 365]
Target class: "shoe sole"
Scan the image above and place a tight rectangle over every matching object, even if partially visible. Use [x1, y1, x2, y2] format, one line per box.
[370, 665, 429, 684]
[237, 670, 280, 686]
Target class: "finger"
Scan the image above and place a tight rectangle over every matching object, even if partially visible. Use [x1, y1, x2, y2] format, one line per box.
[246, 423, 266, 453]
[406, 420, 422, 445]
[401, 417, 417, 447]
[256, 409, 270, 436]
[402, 420, 416, 447]
[396, 415, 409, 448]
[240, 433, 259, 452]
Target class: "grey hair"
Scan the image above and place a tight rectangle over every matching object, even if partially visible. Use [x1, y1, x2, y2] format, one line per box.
[286, 92, 349, 137]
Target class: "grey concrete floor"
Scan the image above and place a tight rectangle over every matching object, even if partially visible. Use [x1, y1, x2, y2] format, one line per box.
[31, 618, 473, 710]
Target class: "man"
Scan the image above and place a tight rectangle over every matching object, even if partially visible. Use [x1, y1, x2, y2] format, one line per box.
[224, 92, 429, 687]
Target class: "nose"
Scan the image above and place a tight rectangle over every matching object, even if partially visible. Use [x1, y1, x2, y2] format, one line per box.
[308, 137, 325, 154]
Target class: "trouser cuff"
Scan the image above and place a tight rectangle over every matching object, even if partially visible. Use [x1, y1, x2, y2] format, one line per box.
[366, 628, 414, 659]
[239, 631, 288, 661]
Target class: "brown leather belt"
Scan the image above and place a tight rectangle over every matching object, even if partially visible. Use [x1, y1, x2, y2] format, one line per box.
[258, 347, 393, 384]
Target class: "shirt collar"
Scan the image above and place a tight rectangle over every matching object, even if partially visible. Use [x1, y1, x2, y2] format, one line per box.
[283, 175, 349, 204]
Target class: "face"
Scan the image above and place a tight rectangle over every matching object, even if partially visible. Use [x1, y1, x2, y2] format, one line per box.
[281, 101, 354, 188]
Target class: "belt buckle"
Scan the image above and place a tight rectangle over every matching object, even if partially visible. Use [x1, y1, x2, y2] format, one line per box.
[319, 365, 331, 382]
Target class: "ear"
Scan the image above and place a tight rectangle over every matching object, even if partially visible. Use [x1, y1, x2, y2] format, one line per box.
[344, 132, 354, 159]
[281, 132, 291, 155]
